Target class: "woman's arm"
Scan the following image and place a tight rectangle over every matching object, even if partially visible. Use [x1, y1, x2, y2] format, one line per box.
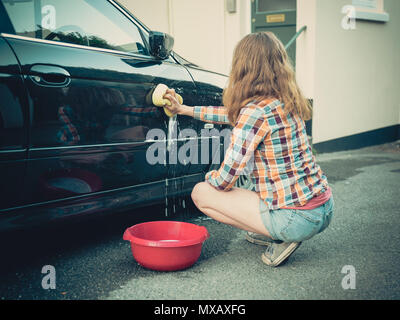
[205, 105, 270, 191]
[193, 106, 229, 125]
[179, 104, 195, 117]
[163, 89, 230, 125]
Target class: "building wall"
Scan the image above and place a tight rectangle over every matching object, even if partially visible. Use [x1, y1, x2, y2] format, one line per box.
[118, 0, 251, 75]
[118, 0, 170, 34]
[296, 0, 317, 100]
[297, 0, 400, 144]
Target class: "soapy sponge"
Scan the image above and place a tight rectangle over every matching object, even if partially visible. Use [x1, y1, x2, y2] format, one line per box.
[152, 84, 183, 117]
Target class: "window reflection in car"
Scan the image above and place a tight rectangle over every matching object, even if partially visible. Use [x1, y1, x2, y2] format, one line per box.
[2, 0, 148, 55]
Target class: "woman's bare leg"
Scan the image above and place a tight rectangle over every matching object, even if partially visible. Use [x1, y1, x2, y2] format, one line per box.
[191, 182, 273, 238]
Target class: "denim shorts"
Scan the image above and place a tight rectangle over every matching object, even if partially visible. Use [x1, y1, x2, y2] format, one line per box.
[260, 196, 334, 242]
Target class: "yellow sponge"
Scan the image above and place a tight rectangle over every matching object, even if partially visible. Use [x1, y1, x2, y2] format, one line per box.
[152, 84, 183, 117]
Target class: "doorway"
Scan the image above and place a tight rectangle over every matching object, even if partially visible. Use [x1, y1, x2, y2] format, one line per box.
[251, 0, 297, 66]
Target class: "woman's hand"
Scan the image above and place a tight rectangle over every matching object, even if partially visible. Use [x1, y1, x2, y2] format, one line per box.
[163, 89, 194, 117]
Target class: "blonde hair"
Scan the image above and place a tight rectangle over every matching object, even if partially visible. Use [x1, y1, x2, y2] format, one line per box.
[223, 31, 312, 125]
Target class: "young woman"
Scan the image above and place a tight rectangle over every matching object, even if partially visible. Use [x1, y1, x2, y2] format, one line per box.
[163, 32, 334, 267]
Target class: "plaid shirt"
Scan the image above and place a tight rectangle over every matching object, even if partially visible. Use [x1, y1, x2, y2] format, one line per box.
[193, 98, 329, 210]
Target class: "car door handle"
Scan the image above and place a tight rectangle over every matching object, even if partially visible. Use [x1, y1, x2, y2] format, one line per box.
[204, 123, 214, 129]
[28, 64, 71, 87]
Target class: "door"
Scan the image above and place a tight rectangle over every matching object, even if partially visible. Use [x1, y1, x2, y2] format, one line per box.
[251, 0, 297, 66]
[2, 0, 197, 206]
[0, 37, 29, 211]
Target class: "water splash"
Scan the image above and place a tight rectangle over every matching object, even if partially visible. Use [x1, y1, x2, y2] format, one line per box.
[165, 178, 169, 217]
[163, 115, 193, 220]
[167, 115, 177, 152]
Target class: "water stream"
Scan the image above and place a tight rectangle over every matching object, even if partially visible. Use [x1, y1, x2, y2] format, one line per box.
[163, 115, 191, 220]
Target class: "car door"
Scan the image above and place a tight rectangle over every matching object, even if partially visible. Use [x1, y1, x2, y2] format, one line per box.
[169, 53, 228, 180]
[2, 0, 197, 206]
[0, 36, 29, 211]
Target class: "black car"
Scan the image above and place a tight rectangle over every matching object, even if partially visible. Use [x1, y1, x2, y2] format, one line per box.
[0, 0, 231, 230]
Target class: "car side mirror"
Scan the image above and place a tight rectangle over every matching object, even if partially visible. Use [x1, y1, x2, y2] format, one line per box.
[149, 31, 174, 60]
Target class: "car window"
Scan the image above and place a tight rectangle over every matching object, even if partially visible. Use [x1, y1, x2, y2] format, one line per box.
[2, 0, 148, 55]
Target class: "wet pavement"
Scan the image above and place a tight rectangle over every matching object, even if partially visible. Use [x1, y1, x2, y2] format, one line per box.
[0, 142, 399, 300]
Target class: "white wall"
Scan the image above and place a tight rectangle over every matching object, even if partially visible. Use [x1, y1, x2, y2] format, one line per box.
[171, 0, 226, 73]
[118, 0, 170, 33]
[297, 0, 400, 144]
[118, 0, 251, 75]
[295, 0, 317, 100]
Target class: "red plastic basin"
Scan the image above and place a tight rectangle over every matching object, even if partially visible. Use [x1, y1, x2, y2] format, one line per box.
[123, 221, 209, 271]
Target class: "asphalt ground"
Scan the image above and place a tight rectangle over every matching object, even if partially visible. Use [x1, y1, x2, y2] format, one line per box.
[0, 141, 399, 300]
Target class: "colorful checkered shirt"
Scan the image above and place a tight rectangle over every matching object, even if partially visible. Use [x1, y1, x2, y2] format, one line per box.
[193, 98, 329, 210]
